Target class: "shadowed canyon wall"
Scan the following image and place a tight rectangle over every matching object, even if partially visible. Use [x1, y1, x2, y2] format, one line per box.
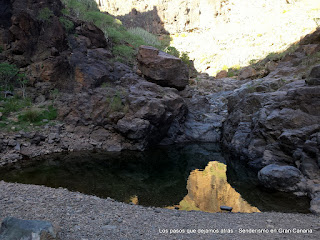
[95, 0, 225, 34]
[95, 0, 293, 34]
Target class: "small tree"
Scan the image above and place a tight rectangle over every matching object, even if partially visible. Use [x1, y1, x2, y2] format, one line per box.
[0, 63, 19, 97]
[0, 63, 29, 98]
[17, 73, 29, 98]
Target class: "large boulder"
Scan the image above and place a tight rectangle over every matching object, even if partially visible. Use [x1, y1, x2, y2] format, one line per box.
[0, 217, 57, 240]
[258, 164, 305, 193]
[238, 66, 257, 80]
[137, 45, 189, 90]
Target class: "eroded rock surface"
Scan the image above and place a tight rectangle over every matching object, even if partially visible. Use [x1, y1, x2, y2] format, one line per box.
[258, 164, 306, 193]
[137, 45, 189, 90]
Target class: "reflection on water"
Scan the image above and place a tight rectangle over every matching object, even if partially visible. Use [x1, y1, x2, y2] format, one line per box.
[177, 161, 260, 213]
[0, 144, 310, 213]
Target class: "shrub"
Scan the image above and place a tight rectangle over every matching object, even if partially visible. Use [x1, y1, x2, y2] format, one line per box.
[2, 97, 31, 116]
[227, 65, 241, 77]
[106, 93, 127, 113]
[0, 46, 3, 53]
[180, 52, 191, 66]
[59, 17, 74, 32]
[40, 105, 58, 120]
[128, 27, 161, 47]
[19, 109, 42, 122]
[62, 0, 99, 17]
[84, 11, 114, 29]
[38, 7, 54, 22]
[112, 45, 135, 64]
[18, 105, 57, 123]
[164, 46, 180, 58]
[0, 63, 19, 93]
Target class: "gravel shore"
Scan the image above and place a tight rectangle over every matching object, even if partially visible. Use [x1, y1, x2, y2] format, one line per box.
[0, 181, 319, 240]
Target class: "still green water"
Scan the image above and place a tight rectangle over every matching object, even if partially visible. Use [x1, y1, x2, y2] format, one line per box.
[0, 144, 310, 213]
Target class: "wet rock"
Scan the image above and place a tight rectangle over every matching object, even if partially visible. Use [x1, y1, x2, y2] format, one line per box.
[0, 217, 58, 240]
[258, 164, 305, 192]
[137, 45, 189, 90]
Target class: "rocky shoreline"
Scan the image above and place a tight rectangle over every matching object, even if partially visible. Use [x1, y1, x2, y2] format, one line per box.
[0, 181, 319, 240]
[1, 0, 320, 237]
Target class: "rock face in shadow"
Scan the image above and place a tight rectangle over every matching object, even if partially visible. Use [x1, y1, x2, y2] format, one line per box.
[220, 29, 320, 213]
[0, 0, 188, 154]
[137, 46, 189, 90]
[95, 0, 232, 34]
[55, 73, 187, 151]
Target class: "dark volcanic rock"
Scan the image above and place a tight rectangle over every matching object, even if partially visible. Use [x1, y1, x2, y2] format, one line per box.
[306, 64, 320, 85]
[56, 73, 187, 150]
[258, 164, 305, 193]
[0, 217, 57, 240]
[137, 45, 189, 90]
[0, 0, 12, 28]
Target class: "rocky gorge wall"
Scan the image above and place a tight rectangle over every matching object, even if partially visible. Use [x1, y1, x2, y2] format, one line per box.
[96, 0, 226, 34]
[96, 0, 294, 34]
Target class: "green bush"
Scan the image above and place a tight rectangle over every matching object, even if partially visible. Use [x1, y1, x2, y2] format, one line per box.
[59, 17, 74, 32]
[0, 46, 3, 53]
[164, 46, 180, 58]
[18, 105, 57, 123]
[62, 0, 99, 17]
[0, 63, 19, 93]
[112, 45, 135, 64]
[38, 7, 54, 22]
[180, 52, 191, 66]
[40, 105, 58, 120]
[19, 109, 42, 122]
[1, 97, 31, 116]
[106, 93, 127, 113]
[128, 27, 161, 48]
[60, 0, 164, 65]
[84, 11, 114, 28]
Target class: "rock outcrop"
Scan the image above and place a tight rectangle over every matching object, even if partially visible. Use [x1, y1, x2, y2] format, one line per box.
[0, 0, 188, 157]
[137, 45, 189, 90]
[219, 30, 320, 212]
[0, 0, 115, 92]
[56, 72, 187, 150]
[258, 164, 306, 193]
[96, 0, 227, 34]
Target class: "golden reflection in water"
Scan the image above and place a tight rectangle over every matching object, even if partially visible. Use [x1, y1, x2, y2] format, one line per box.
[130, 195, 139, 205]
[177, 161, 260, 213]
